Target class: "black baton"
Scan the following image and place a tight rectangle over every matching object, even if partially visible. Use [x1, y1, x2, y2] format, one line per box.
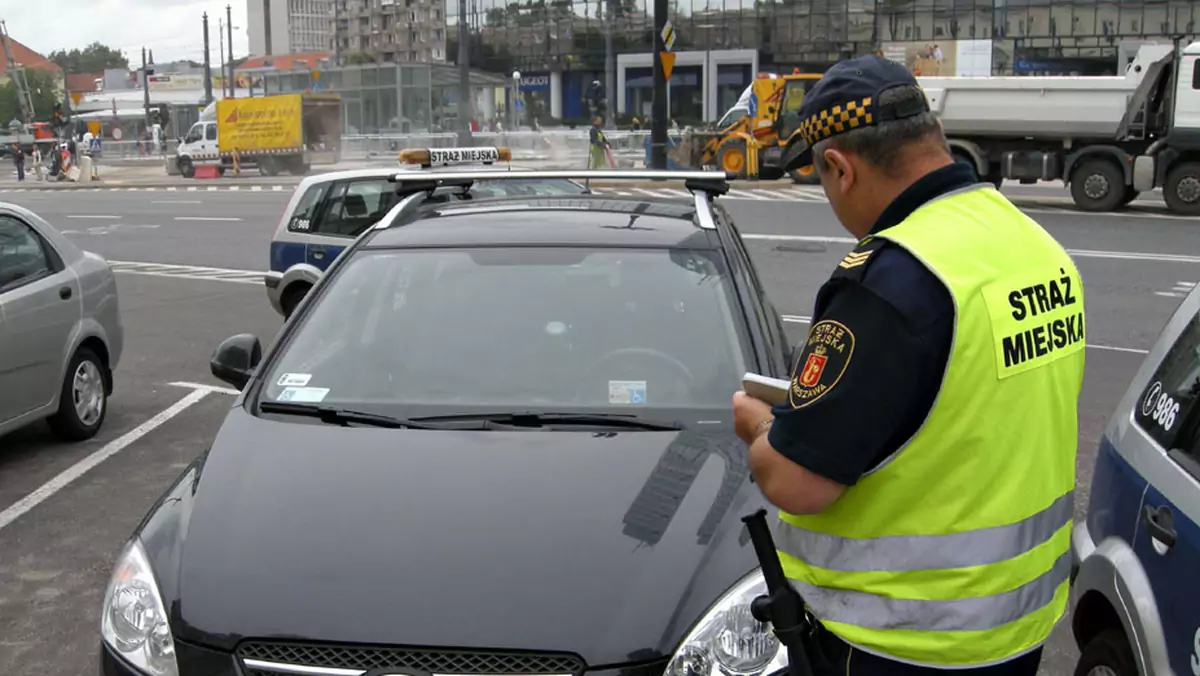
[742, 509, 814, 676]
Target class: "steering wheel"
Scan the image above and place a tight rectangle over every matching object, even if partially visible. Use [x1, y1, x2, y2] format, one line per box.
[579, 348, 696, 402]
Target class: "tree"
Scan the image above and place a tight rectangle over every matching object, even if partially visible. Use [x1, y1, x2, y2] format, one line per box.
[447, 35, 517, 74]
[344, 52, 377, 65]
[48, 42, 129, 74]
[0, 69, 63, 124]
[873, 0, 913, 44]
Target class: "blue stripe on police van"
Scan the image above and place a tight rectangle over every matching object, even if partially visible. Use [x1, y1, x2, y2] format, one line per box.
[270, 240, 309, 273]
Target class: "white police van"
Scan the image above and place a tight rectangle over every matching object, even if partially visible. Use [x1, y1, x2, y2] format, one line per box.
[263, 147, 589, 318]
[1070, 284, 1200, 676]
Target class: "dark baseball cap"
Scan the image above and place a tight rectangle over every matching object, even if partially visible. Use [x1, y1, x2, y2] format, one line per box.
[782, 54, 931, 171]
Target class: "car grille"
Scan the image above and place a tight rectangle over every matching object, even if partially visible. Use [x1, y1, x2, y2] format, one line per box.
[237, 641, 588, 676]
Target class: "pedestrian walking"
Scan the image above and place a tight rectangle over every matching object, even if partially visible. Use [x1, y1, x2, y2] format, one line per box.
[732, 54, 1085, 676]
[588, 116, 613, 169]
[11, 143, 25, 181]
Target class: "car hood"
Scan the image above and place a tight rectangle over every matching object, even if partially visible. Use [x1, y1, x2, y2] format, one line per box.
[166, 407, 765, 666]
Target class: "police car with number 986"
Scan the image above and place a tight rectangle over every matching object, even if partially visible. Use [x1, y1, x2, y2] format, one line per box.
[263, 146, 590, 318]
[1070, 284, 1200, 676]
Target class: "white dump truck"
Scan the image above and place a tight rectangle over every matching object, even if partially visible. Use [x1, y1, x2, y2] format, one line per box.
[916, 40, 1200, 214]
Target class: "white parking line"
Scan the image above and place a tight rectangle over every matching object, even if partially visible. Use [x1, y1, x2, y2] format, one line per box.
[169, 381, 240, 396]
[174, 216, 242, 221]
[0, 383, 233, 532]
[780, 314, 1149, 355]
[153, 200, 202, 204]
[66, 214, 119, 219]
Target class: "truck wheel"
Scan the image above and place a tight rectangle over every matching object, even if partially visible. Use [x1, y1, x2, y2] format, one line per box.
[1118, 186, 1140, 207]
[1163, 162, 1200, 215]
[1073, 628, 1136, 676]
[178, 157, 195, 178]
[789, 166, 820, 185]
[719, 141, 748, 179]
[259, 157, 280, 177]
[1070, 159, 1125, 212]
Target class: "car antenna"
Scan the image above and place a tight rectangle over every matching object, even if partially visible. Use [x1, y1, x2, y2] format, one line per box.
[742, 509, 816, 676]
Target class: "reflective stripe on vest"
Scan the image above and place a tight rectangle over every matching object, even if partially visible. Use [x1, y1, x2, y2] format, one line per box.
[772, 489, 1074, 573]
[776, 185, 1084, 668]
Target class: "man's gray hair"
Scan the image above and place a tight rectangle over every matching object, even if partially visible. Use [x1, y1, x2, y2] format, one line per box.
[811, 86, 947, 178]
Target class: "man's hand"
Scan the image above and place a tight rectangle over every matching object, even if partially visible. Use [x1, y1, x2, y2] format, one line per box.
[732, 391, 774, 445]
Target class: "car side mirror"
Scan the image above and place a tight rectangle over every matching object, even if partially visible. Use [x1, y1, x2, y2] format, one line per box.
[210, 333, 263, 391]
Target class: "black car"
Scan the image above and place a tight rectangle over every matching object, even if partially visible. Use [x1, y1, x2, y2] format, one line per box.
[99, 171, 796, 676]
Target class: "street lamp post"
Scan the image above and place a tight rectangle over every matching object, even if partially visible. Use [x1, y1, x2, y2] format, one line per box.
[511, 70, 521, 132]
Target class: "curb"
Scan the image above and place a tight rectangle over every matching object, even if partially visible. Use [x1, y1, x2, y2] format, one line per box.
[0, 183, 293, 192]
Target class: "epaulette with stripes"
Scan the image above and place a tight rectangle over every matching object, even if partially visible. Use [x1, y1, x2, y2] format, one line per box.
[830, 237, 887, 283]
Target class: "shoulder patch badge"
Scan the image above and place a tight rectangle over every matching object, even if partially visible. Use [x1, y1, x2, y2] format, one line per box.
[788, 319, 856, 409]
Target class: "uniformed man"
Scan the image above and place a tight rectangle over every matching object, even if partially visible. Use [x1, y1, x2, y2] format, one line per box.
[732, 54, 1085, 676]
[588, 116, 612, 169]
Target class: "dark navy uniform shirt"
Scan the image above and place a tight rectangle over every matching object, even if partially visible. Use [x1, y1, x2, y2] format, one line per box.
[767, 163, 979, 486]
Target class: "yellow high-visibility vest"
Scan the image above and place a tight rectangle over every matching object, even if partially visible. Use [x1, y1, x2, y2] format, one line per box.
[775, 184, 1085, 667]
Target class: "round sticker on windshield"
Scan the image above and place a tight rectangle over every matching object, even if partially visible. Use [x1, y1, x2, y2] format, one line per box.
[546, 321, 567, 336]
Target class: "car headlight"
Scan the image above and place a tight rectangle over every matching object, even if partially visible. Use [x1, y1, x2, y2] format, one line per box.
[666, 570, 786, 676]
[100, 539, 179, 676]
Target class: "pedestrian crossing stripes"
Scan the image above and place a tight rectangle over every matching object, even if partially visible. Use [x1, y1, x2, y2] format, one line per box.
[0, 185, 290, 193]
[107, 260, 263, 284]
[588, 186, 828, 202]
[1155, 281, 1196, 298]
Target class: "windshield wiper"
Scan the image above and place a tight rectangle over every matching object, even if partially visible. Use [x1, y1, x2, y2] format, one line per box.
[409, 411, 683, 431]
[259, 401, 487, 430]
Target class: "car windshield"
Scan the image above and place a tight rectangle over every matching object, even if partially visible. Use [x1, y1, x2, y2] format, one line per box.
[259, 247, 752, 419]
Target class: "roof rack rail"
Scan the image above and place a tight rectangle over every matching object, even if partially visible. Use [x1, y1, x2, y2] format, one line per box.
[377, 169, 735, 232]
[387, 169, 734, 198]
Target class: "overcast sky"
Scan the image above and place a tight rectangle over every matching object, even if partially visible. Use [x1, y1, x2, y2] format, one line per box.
[6, 0, 252, 66]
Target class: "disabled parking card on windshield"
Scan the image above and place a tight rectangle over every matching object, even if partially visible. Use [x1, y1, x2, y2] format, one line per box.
[609, 380, 648, 405]
[276, 387, 331, 403]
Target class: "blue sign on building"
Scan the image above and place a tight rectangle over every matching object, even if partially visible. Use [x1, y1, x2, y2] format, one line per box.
[519, 74, 551, 91]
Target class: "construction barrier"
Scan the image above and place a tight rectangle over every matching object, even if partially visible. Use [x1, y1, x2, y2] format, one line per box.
[193, 164, 221, 179]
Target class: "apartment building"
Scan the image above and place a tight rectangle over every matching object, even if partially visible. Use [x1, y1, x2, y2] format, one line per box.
[248, 0, 334, 55]
[332, 0, 448, 63]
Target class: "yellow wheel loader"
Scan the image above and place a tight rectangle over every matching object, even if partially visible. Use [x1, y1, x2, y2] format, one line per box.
[670, 71, 823, 184]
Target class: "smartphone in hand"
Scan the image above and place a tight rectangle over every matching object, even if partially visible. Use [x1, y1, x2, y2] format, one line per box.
[742, 372, 790, 406]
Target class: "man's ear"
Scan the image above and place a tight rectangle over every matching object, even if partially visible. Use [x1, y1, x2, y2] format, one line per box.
[823, 148, 856, 192]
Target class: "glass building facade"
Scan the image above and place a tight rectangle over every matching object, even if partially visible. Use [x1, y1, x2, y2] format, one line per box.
[261, 62, 509, 133]
[445, 0, 1199, 123]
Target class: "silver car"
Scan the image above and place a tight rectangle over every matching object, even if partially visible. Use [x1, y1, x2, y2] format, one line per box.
[0, 202, 123, 441]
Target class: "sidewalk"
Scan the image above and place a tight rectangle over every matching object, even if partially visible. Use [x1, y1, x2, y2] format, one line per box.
[0, 160, 797, 191]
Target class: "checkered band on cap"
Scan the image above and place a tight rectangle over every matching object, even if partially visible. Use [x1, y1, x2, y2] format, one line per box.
[799, 97, 874, 147]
